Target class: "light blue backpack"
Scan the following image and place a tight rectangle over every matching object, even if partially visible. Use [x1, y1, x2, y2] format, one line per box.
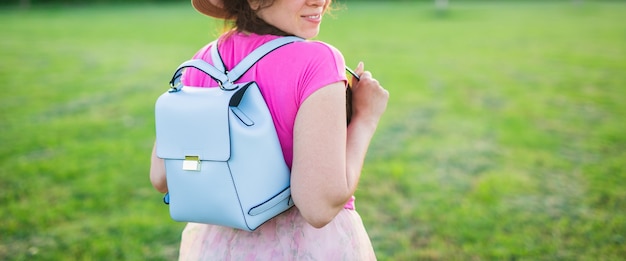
[155, 37, 302, 231]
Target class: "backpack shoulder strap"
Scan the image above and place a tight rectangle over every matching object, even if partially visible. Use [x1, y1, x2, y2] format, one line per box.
[211, 36, 304, 87]
[216, 37, 362, 82]
[169, 36, 303, 92]
[170, 37, 363, 91]
[168, 58, 228, 92]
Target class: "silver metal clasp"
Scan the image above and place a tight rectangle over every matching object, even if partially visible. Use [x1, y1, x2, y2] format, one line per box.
[182, 156, 201, 171]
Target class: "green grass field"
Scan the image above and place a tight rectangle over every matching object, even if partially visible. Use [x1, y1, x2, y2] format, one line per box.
[1, 1, 625, 260]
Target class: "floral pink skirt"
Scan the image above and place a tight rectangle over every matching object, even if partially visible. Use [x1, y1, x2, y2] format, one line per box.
[178, 207, 376, 260]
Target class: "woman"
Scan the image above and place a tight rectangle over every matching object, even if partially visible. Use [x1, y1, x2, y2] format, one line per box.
[150, 0, 389, 259]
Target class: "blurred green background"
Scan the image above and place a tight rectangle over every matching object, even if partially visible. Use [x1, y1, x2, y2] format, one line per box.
[1, 1, 625, 260]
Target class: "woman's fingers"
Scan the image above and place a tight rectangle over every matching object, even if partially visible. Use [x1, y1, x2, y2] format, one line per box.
[351, 69, 389, 123]
[350, 62, 365, 87]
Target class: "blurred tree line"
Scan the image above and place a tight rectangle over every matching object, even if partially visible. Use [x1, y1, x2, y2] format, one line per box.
[1, 0, 588, 8]
[3, 0, 413, 5]
[2, 0, 180, 7]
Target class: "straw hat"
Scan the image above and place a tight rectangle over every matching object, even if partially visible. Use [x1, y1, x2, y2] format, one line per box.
[191, 0, 229, 19]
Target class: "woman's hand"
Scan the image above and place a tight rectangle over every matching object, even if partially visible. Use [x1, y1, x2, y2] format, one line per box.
[350, 62, 389, 128]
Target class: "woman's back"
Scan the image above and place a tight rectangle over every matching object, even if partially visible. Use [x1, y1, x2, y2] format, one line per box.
[182, 32, 346, 168]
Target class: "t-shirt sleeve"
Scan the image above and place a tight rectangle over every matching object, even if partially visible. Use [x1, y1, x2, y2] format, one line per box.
[294, 42, 347, 106]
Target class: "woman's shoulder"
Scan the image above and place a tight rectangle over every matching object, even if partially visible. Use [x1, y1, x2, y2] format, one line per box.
[288, 39, 343, 58]
[276, 39, 345, 71]
[191, 33, 346, 73]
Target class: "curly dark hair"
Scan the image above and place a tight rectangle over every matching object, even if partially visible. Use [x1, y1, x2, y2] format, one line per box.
[221, 0, 290, 36]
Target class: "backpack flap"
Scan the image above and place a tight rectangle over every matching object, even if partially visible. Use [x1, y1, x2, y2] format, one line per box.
[155, 86, 234, 163]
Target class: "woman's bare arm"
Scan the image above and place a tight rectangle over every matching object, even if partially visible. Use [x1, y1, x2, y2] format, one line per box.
[150, 142, 168, 193]
[291, 64, 388, 228]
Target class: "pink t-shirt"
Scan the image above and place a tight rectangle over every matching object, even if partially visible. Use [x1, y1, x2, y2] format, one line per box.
[182, 32, 355, 209]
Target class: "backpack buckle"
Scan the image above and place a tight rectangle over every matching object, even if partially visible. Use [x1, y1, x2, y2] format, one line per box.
[218, 79, 238, 91]
[182, 156, 201, 171]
